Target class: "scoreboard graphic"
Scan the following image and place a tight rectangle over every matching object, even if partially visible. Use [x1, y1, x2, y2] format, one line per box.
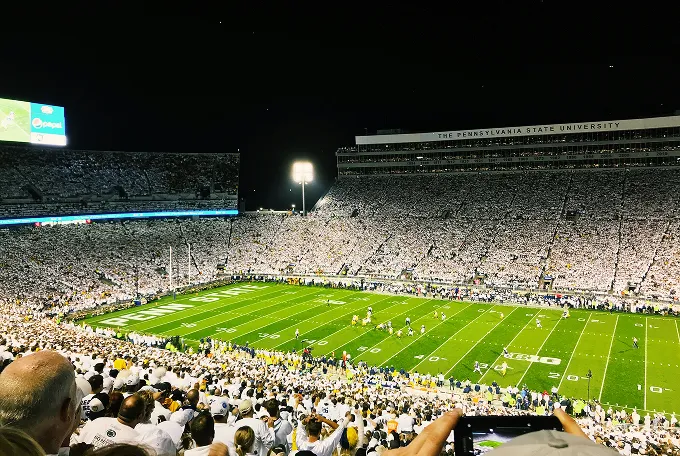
[0, 97, 67, 146]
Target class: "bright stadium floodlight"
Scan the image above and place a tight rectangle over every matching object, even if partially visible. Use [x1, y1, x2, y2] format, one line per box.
[292, 161, 313, 216]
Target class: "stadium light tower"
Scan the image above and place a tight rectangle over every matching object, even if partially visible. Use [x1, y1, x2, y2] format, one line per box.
[292, 162, 313, 216]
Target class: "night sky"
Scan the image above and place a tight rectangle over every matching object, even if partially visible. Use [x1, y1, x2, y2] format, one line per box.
[1, 7, 679, 210]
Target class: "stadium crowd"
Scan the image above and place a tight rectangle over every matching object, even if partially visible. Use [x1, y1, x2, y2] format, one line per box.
[1, 165, 680, 454]
[0, 147, 239, 217]
[0, 313, 678, 456]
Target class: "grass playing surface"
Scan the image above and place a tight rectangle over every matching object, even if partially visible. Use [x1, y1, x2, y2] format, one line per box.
[83, 282, 680, 416]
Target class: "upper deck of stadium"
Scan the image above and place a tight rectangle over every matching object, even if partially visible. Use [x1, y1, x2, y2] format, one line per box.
[336, 115, 680, 176]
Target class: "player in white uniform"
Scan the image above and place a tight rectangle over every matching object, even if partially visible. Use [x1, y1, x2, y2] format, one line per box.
[420, 324, 426, 335]
[503, 346, 509, 357]
[633, 337, 639, 349]
[405, 317, 411, 326]
[473, 361, 482, 374]
[295, 328, 300, 339]
[1, 111, 15, 129]
[408, 327, 414, 336]
[536, 319, 542, 329]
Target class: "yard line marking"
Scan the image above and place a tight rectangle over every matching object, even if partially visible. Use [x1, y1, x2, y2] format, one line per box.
[515, 310, 563, 386]
[644, 316, 648, 410]
[675, 320, 680, 345]
[137, 286, 288, 331]
[409, 305, 501, 372]
[557, 313, 591, 392]
[177, 287, 329, 337]
[376, 304, 472, 365]
[271, 294, 397, 349]
[229, 289, 380, 343]
[598, 315, 619, 402]
[479, 309, 541, 384]
[444, 307, 520, 377]
[322, 298, 435, 355]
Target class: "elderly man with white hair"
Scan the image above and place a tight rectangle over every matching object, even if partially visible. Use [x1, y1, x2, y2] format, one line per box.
[0, 350, 84, 456]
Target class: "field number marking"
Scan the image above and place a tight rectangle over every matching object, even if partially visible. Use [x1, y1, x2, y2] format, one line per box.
[506, 353, 561, 365]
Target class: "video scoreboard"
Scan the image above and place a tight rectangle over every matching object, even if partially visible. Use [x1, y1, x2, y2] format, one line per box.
[0, 96, 67, 146]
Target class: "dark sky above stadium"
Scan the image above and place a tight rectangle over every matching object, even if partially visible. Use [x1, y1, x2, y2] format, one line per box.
[1, 5, 679, 210]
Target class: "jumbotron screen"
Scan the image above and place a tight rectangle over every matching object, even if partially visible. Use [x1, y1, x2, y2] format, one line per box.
[0, 97, 67, 146]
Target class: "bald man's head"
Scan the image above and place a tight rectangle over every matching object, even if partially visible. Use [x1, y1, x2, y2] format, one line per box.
[187, 389, 200, 406]
[117, 394, 146, 427]
[0, 351, 79, 453]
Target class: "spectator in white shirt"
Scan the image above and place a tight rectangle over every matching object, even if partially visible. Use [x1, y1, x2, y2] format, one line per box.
[234, 425, 257, 456]
[265, 399, 293, 453]
[210, 398, 233, 444]
[296, 411, 351, 456]
[79, 395, 146, 449]
[223, 399, 275, 456]
[397, 407, 415, 433]
[185, 412, 218, 456]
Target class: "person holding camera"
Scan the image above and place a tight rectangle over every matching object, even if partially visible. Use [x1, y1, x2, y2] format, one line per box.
[296, 410, 352, 456]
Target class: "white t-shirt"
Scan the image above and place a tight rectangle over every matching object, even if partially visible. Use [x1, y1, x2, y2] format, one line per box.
[79, 417, 139, 449]
[80, 393, 96, 419]
[398, 414, 415, 432]
[184, 445, 212, 456]
[214, 422, 234, 446]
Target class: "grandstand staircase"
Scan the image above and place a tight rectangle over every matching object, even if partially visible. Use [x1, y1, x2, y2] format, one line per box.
[610, 217, 624, 293]
[538, 174, 576, 289]
[224, 218, 234, 270]
[638, 220, 672, 293]
[609, 173, 627, 293]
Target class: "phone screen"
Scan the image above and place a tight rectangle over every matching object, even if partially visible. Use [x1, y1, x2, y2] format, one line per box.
[455, 416, 563, 456]
[471, 426, 537, 451]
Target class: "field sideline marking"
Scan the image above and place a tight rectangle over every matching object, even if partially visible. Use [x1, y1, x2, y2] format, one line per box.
[598, 315, 619, 402]
[444, 307, 519, 377]
[675, 320, 680, 345]
[516, 310, 563, 386]
[270, 294, 398, 349]
[479, 309, 541, 384]
[179, 287, 344, 337]
[557, 313, 591, 392]
[409, 305, 498, 372]
[371, 303, 472, 366]
[644, 316, 648, 410]
[322, 298, 435, 356]
[121, 285, 284, 331]
[145, 286, 313, 333]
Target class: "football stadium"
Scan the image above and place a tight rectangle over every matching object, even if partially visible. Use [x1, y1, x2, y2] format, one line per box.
[1, 32, 680, 455]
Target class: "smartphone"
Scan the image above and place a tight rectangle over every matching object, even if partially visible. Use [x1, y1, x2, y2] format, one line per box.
[454, 416, 563, 456]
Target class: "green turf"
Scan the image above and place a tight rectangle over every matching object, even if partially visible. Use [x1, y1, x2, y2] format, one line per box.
[82, 282, 680, 416]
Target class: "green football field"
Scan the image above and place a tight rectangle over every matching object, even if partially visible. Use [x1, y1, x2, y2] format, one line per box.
[0, 98, 31, 143]
[83, 282, 680, 416]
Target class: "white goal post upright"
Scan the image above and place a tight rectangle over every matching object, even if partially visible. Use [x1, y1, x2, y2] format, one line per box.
[169, 246, 173, 291]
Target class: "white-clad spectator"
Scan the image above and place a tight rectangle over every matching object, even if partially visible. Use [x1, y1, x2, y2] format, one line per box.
[264, 399, 293, 453]
[210, 398, 233, 444]
[222, 399, 275, 456]
[397, 406, 415, 434]
[296, 411, 351, 456]
[78, 394, 145, 448]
